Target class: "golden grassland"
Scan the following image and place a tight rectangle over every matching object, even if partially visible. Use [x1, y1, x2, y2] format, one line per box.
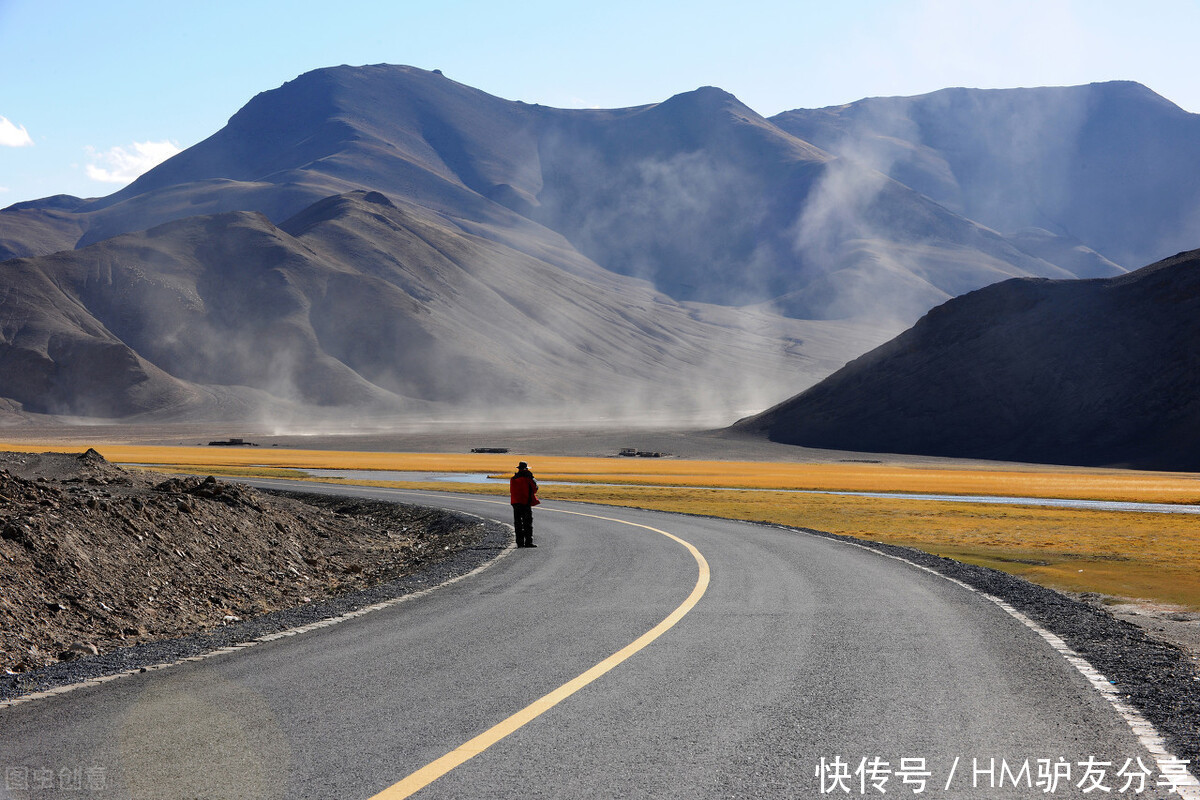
[3, 441, 1197, 609]
[6, 442, 1200, 502]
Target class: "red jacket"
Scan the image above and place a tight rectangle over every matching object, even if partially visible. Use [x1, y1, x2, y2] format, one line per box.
[510, 471, 539, 505]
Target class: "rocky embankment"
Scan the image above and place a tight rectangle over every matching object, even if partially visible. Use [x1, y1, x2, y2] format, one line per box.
[0, 449, 488, 675]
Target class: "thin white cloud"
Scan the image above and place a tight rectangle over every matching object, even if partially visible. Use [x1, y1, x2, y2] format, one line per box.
[0, 116, 33, 147]
[85, 139, 181, 184]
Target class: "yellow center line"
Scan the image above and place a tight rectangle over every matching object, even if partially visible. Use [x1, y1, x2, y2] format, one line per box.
[366, 498, 711, 800]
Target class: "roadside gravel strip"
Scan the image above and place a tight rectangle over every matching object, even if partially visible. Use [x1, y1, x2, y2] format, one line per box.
[787, 523, 1200, 781]
[0, 490, 510, 706]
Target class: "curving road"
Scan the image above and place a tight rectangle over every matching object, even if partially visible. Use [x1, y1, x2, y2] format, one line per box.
[0, 483, 1179, 799]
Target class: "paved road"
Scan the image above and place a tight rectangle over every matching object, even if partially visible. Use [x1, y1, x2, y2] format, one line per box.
[0, 483, 1175, 799]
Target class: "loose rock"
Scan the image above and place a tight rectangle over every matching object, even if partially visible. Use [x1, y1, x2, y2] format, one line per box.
[0, 450, 485, 675]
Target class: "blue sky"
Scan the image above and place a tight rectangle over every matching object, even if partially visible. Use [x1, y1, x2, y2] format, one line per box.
[2, 0, 1198, 206]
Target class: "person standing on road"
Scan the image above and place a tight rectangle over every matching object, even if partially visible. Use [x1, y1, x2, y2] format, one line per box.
[509, 461, 540, 548]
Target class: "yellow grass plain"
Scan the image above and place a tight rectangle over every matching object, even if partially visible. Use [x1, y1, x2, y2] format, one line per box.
[3, 442, 1197, 609]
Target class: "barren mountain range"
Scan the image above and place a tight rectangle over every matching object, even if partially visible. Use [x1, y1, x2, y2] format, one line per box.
[0, 190, 878, 422]
[2, 65, 1197, 426]
[773, 81, 1200, 271]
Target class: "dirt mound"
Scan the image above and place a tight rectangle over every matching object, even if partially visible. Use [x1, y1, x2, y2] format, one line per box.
[0, 450, 485, 673]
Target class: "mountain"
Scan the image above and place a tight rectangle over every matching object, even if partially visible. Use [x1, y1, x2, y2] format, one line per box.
[529, 85, 1086, 321]
[1, 190, 883, 423]
[732, 249, 1200, 470]
[771, 81, 1200, 271]
[1, 67, 1191, 424]
[1, 66, 1112, 324]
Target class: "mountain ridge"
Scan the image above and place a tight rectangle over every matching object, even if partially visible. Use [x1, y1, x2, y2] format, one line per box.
[2, 66, 1127, 319]
[770, 80, 1200, 270]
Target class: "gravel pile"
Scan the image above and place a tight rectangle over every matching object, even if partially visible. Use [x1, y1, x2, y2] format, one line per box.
[0, 450, 505, 700]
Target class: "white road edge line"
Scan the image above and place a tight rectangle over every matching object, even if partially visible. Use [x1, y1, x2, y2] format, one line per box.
[0, 509, 514, 711]
[801, 527, 1199, 798]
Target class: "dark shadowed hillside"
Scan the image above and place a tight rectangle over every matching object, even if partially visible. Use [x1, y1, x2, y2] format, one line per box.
[733, 249, 1200, 470]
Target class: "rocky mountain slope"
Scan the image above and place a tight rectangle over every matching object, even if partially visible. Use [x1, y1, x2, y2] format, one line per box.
[772, 81, 1200, 271]
[733, 249, 1200, 470]
[0, 65, 1097, 322]
[0, 190, 881, 422]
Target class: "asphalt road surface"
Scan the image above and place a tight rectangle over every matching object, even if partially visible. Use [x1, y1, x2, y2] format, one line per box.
[0, 483, 1180, 799]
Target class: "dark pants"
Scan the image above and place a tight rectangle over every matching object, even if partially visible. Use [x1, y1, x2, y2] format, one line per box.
[512, 503, 533, 546]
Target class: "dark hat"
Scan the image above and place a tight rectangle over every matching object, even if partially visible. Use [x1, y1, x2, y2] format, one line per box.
[518, 461, 528, 469]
